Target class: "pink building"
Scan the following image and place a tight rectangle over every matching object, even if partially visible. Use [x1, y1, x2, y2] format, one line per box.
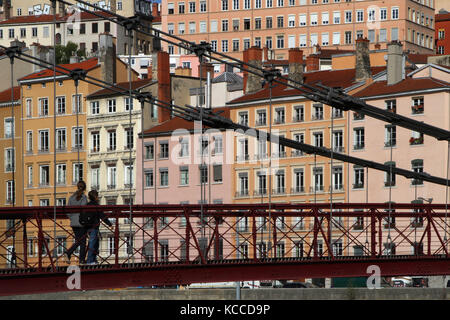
[135, 109, 234, 261]
[349, 42, 450, 256]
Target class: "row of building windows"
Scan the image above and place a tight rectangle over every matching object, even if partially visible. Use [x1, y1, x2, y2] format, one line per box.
[169, 8, 402, 34]
[25, 163, 84, 188]
[143, 164, 223, 188]
[169, 28, 402, 54]
[24, 95, 82, 118]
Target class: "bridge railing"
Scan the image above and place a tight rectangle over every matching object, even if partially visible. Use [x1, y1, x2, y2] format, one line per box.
[0, 203, 449, 270]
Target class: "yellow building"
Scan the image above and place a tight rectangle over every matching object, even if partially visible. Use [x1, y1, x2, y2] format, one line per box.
[17, 36, 138, 266]
[226, 46, 384, 259]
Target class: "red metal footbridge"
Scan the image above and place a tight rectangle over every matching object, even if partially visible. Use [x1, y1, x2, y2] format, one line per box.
[0, 203, 449, 296]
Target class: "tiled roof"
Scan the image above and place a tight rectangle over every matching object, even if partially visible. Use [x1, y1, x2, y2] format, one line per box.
[143, 107, 230, 136]
[0, 11, 115, 25]
[310, 48, 355, 59]
[407, 53, 436, 64]
[354, 77, 450, 98]
[19, 57, 99, 81]
[0, 86, 20, 104]
[436, 12, 450, 22]
[87, 78, 154, 99]
[228, 66, 386, 104]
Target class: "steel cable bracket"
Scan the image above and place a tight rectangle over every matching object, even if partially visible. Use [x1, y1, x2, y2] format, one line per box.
[69, 68, 87, 86]
[118, 15, 142, 32]
[189, 41, 212, 63]
[5, 46, 22, 64]
[262, 68, 281, 86]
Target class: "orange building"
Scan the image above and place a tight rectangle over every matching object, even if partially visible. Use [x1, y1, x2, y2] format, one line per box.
[17, 35, 138, 266]
[226, 45, 384, 258]
[0, 86, 23, 268]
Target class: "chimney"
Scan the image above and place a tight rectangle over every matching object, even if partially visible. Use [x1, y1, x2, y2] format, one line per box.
[288, 48, 304, 86]
[99, 33, 116, 84]
[4, 0, 10, 20]
[30, 43, 54, 72]
[198, 62, 214, 79]
[110, 0, 116, 13]
[306, 54, 320, 72]
[355, 38, 372, 82]
[243, 46, 263, 94]
[387, 41, 405, 86]
[152, 3, 159, 18]
[152, 51, 171, 122]
[58, 3, 65, 17]
[175, 66, 192, 77]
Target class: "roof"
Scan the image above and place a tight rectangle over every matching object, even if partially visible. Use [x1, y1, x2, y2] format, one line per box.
[0, 86, 20, 105]
[436, 12, 450, 22]
[0, 11, 115, 25]
[19, 57, 99, 82]
[407, 53, 436, 65]
[309, 48, 355, 59]
[354, 77, 450, 99]
[228, 66, 386, 105]
[87, 78, 154, 99]
[143, 107, 230, 137]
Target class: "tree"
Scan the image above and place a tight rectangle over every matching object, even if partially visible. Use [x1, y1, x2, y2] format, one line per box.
[55, 41, 86, 64]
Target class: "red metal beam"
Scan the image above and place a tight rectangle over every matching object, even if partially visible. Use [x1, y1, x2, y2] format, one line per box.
[1, 256, 449, 297]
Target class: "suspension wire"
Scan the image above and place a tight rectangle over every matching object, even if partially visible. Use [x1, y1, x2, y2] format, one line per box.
[54, 0, 450, 144]
[127, 27, 134, 264]
[365, 167, 369, 247]
[52, 0, 58, 266]
[387, 135, 394, 255]
[9, 48, 16, 267]
[8, 46, 450, 188]
[330, 108, 334, 256]
[268, 81, 273, 258]
[446, 142, 449, 248]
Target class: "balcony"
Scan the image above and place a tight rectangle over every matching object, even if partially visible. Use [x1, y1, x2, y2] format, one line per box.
[291, 150, 304, 157]
[330, 185, 344, 192]
[107, 184, 116, 190]
[291, 186, 305, 194]
[91, 147, 100, 153]
[333, 146, 345, 153]
[273, 118, 285, 125]
[272, 151, 286, 159]
[311, 114, 324, 121]
[255, 153, 268, 160]
[159, 153, 169, 159]
[411, 104, 424, 114]
[353, 113, 364, 120]
[235, 190, 249, 198]
[273, 188, 286, 195]
[353, 183, 364, 189]
[353, 143, 364, 150]
[255, 120, 267, 126]
[56, 147, 66, 153]
[124, 183, 133, 189]
[38, 148, 50, 154]
[310, 185, 324, 192]
[384, 141, 396, 148]
[39, 182, 50, 188]
[236, 154, 250, 162]
[409, 137, 423, 145]
[91, 184, 100, 190]
[253, 189, 267, 196]
[107, 147, 116, 152]
[5, 165, 13, 172]
[292, 116, 304, 123]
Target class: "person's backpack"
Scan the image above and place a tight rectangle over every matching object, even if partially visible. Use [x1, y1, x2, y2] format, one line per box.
[79, 209, 96, 226]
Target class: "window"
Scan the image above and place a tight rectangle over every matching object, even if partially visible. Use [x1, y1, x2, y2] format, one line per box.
[332, 166, 343, 190]
[72, 127, 83, 149]
[4, 118, 14, 138]
[238, 172, 249, 196]
[293, 105, 304, 122]
[91, 131, 100, 152]
[277, 35, 284, 48]
[411, 159, 424, 185]
[91, 166, 99, 189]
[313, 132, 323, 147]
[256, 110, 267, 126]
[293, 169, 304, 193]
[353, 166, 364, 189]
[412, 97, 424, 114]
[385, 125, 396, 147]
[108, 99, 116, 113]
[73, 163, 83, 183]
[125, 128, 134, 149]
[6, 180, 14, 204]
[180, 167, 189, 185]
[124, 97, 133, 111]
[179, 2, 185, 13]
[275, 108, 285, 124]
[26, 131, 33, 153]
[222, 40, 228, 52]
[312, 104, 323, 120]
[144, 143, 154, 160]
[90, 101, 99, 115]
[391, 7, 399, 20]
[38, 98, 49, 116]
[189, 1, 196, 13]
[160, 168, 169, 186]
[92, 23, 98, 33]
[144, 170, 154, 188]
[380, 8, 387, 21]
[39, 130, 49, 152]
[353, 128, 364, 150]
[159, 142, 169, 159]
[107, 166, 117, 189]
[333, 130, 343, 152]
[108, 130, 116, 151]
[313, 167, 323, 191]
[310, 13, 318, 26]
[39, 165, 50, 186]
[56, 164, 66, 185]
[124, 165, 134, 187]
[213, 165, 222, 182]
[384, 162, 396, 187]
[56, 128, 66, 151]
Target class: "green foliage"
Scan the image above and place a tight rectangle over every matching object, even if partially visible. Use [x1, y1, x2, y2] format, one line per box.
[55, 41, 86, 64]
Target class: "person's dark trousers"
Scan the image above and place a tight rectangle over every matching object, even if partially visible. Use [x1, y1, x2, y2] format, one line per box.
[66, 227, 88, 263]
[86, 228, 100, 263]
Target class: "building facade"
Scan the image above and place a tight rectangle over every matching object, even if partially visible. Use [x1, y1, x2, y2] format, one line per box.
[161, 0, 436, 63]
[436, 10, 450, 55]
